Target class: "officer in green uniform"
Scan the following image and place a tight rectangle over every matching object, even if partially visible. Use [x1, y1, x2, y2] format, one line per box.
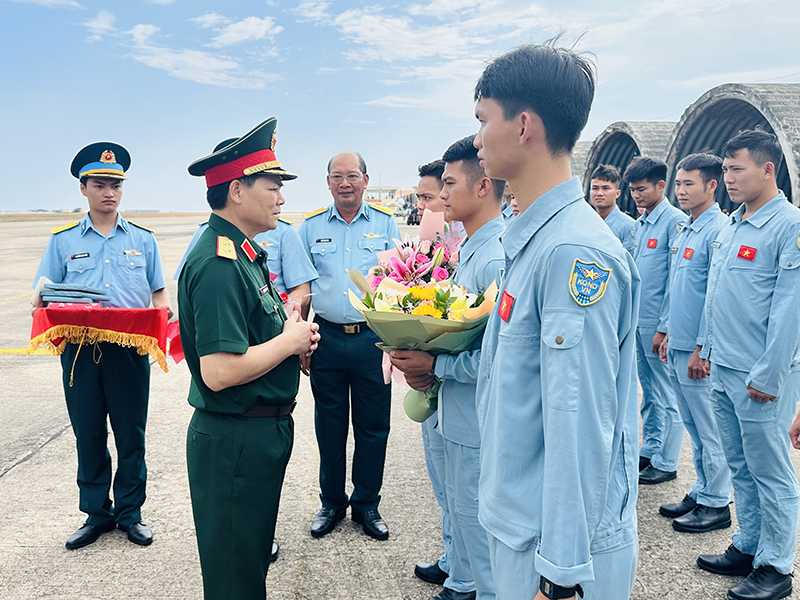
[180, 117, 320, 600]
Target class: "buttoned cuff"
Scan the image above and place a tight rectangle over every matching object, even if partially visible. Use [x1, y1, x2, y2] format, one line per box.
[434, 354, 448, 380]
[534, 548, 593, 588]
[699, 345, 710, 360]
[745, 375, 779, 398]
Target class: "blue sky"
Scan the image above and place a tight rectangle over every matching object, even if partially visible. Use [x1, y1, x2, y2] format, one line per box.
[1, 0, 799, 213]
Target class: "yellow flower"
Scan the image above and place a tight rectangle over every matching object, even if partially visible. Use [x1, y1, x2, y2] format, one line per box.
[409, 286, 436, 301]
[374, 297, 392, 312]
[412, 304, 443, 318]
[447, 309, 464, 322]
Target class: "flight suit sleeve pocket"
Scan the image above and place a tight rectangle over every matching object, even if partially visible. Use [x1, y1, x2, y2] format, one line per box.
[542, 308, 584, 349]
[542, 308, 585, 412]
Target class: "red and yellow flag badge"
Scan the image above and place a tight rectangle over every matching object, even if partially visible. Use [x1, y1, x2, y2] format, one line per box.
[737, 245, 756, 261]
[646, 239, 657, 248]
[498, 290, 514, 322]
[683, 248, 694, 260]
[241, 239, 257, 262]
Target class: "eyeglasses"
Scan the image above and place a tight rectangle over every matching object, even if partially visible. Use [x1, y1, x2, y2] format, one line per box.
[329, 174, 363, 184]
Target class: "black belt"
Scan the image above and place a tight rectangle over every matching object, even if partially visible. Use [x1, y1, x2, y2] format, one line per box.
[242, 402, 296, 418]
[315, 315, 367, 334]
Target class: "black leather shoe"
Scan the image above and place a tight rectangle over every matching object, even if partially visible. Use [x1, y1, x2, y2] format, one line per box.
[727, 565, 792, 600]
[270, 538, 279, 563]
[65, 521, 116, 550]
[415, 561, 448, 585]
[697, 544, 755, 576]
[310, 507, 346, 538]
[639, 465, 677, 485]
[118, 521, 153, 546]
[673, 504, 731, 533]
[352, 509, 389, 540]
[660, 494, 697, 518]
[639, 455, 651, 471]
[431, 588, 476, 600]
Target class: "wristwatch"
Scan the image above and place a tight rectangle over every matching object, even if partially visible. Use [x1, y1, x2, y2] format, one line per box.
[539, 577, 584, 599]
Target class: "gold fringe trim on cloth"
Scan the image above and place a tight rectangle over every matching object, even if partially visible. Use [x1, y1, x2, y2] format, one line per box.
[26, 325, 168, 373]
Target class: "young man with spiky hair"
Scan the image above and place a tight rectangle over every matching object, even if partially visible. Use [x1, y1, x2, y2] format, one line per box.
[624, 156, 687, 485]
[699, 130, 800, 600]
[391, 135, 505, 600]
[472, 44, 640, 600]
[589, 164, 634, 252]
[656, 153, 732, 534]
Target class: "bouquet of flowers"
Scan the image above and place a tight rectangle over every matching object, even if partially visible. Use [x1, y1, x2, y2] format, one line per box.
[348, 271, 496, 422]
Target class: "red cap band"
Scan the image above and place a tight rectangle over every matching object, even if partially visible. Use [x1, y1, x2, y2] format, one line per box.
[204, 149, 278, 188]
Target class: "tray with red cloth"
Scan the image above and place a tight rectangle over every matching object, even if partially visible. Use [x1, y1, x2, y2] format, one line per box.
[27, 304, 170, 372]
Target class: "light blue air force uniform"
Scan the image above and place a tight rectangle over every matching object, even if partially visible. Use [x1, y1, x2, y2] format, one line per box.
[632, 198, 687, 470]
[702, 192, 800, 574]
[477, 178, 640, 600]
[35, 213, 166, 307]
[502, 204, 515, 228]
[665, 204, 731, 507]
[602, 205, 635, 253]
[431, 216, 504, 599]
[174, 220, 318, 295]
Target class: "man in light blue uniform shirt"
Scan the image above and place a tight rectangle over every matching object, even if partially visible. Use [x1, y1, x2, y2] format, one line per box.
[299, 152, 401, 541]
[472, 45, 640, 600]
[655, 153, 732, 534]
[33, 142, 171, 551]
[696, 130, 800, 600]
[625, 156, 687, 485]
[391, 135, 505, 600]
[590, 164, 635, 252]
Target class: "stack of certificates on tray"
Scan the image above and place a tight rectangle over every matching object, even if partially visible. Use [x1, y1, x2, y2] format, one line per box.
[40, 282, 111, 304]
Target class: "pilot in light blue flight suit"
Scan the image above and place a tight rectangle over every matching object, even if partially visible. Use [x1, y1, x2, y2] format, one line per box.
[33, 142, 170, 550]
[589, 164, 635, 253]
[625, 157, 687, 484]
[659, 154, 731, 533]
[697, 130, 800, 600]
[298, 151, 402, 540]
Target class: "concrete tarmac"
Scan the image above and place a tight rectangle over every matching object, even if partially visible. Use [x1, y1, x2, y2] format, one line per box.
[0, 213, 798, 599]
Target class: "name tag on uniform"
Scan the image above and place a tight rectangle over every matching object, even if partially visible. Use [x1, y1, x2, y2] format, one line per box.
[670, 247, 678, 254]
[647, 239, 657, 248]
[259, 283, 271, 296]
[683, 248, 694, 260]
[316, 238, 332, 243]
[711, 241, 721, 249]
[70, 252, 90, 260]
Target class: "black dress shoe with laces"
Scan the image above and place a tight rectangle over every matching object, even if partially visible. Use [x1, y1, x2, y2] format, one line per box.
[270, 538, 279, 562]
[659, 494, 697, 518]
[65, 521, 116, 550]
[673, 504, 731, 533]
[352, 509, 389, 540]
[639, 465, 677, 485]
[697, 544, 755, 576]
[415, 561, 448, 585]
[431, 588, 476, 600]
[119, 521, 153, 546]
[639, 455, 651, 472]
[727, 565, 792, 600]
[310, 507, 347, 538]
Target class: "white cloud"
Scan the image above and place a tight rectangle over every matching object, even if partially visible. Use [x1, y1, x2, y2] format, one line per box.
[190, 12, 230, 29]
[362, 95, 432, 108]
[210, 15, 283, 47]
[407, 0, 483, 17]
[7, 0, 82, 7]
[130, 23, 158, 45]
[292, 0, 330, 22]
[82, 9, 116, 42]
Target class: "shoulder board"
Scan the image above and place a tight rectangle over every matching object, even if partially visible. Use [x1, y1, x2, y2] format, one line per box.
[370, 204, 395, 216]
[50, 221, 80, 235]
[278, 217, 293, 225]
[128, 220, 155, 233]
[216, 236, 238, 260]
[303, 206, 328, 219]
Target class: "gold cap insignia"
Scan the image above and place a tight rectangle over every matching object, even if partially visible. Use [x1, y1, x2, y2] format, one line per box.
[100, 150, 116, 164]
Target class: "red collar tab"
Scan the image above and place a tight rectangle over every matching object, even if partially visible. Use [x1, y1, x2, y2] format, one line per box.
[498, 290, 514, 322]
[204, 149, 277, 188]
[646, 239, 657, 248]
[683, 248, 694, 260]
[737, 245, 757, 261]
[241, 239, 257, 262]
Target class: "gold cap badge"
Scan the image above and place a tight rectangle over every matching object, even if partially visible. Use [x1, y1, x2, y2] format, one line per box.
[100, 150, 116, 164]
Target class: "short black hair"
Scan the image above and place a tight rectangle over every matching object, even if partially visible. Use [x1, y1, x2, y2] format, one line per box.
[327, 151, 367, 175]
[722, 129, 783, 171]
[590, 164, 621, 185]
[206, 173, 268, 210]
[623, 156, 667, 186]
[442, 135, 505, 202]
[474, 43, 595, 156]
[418, 159, 445, 185]
[676, 152, 723, 186]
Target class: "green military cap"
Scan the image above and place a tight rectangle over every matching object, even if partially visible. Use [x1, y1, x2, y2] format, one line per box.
[70, 142, 131, 180]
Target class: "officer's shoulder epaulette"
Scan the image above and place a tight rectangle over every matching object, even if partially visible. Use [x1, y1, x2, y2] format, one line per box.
[129, 220, 155, 233]
[278, 217, 293, 225]
[369, 203, 395, 216]
[50, 221, 80, 235]
[216, 235, 238, 260]
[303, 206, 328, 219]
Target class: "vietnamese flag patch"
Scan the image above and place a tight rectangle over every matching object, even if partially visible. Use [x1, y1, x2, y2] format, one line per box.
[737, 245, 757, 261]
[683, 248, 694, 260]
[647, 239, 657, 248]
[498, 290, 514, 322]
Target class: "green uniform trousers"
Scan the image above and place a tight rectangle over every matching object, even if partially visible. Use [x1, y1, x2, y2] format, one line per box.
[60, 341, 149, 527]
[187, 409, 293, 600]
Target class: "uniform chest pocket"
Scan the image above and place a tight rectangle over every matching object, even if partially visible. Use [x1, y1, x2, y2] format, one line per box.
[66, 257, 96, 274]
[259, 293, 284, 339]
[118, 255, 147, 270]
[358, 237, 387, 252]
[310, 243, 337, 275]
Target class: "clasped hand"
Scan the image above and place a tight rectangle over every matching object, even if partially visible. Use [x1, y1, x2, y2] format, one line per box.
[389, 350, 436, 392]
[282, 310, 320, 376]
